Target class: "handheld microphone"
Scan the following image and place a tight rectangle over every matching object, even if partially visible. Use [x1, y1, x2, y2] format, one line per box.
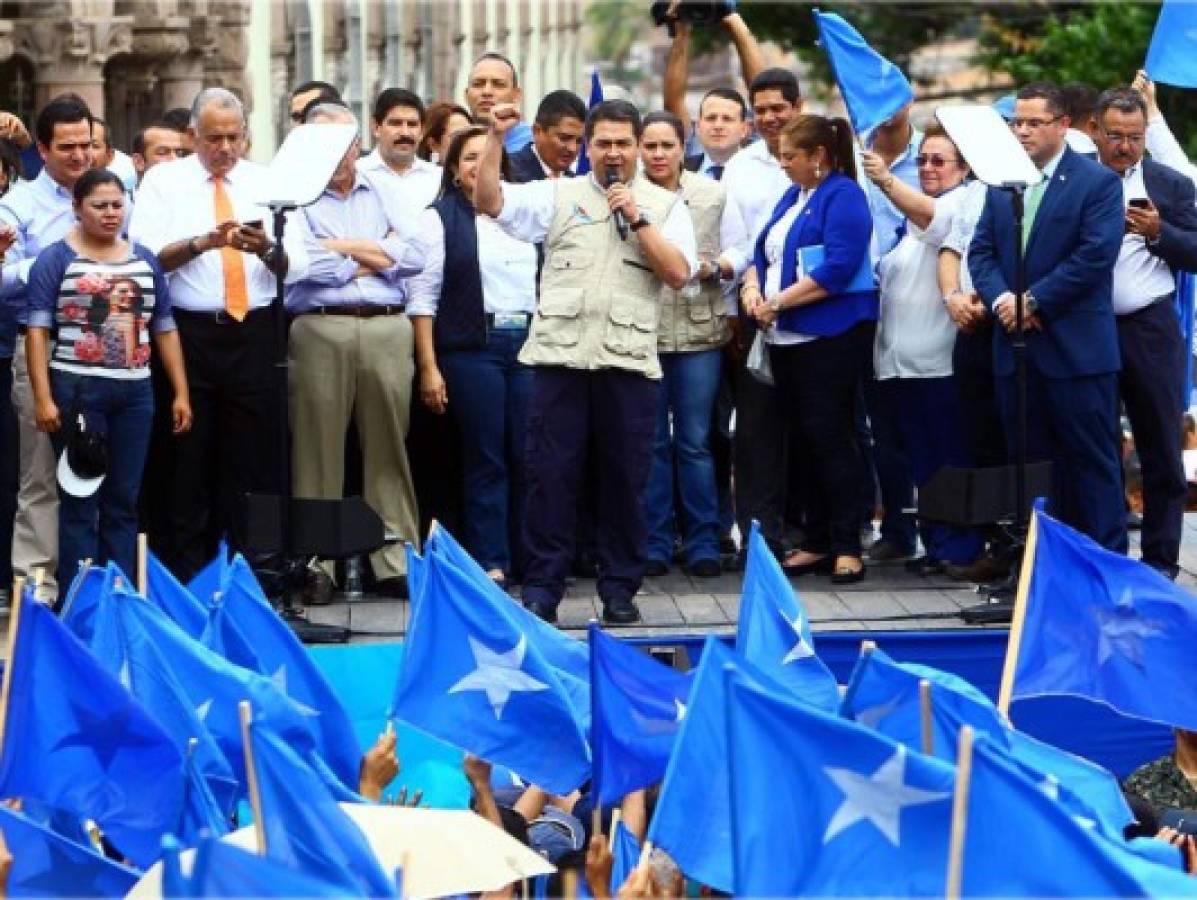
[605, 166, 629, 241]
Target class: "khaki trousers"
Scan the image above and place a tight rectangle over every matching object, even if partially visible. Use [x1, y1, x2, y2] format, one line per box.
[11, 338, 58, 598]
[288, 313, 418, 579]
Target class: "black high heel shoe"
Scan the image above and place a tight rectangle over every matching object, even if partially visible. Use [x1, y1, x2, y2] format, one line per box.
[782, 552, 834, 576]
[830, 558, 866, 585]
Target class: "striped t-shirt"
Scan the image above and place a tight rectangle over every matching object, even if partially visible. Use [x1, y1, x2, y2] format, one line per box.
[26, 240, 175, 380]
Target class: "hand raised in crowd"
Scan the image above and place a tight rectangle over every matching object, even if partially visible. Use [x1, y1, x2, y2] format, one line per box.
[1158, 826, 1197, 875]
[463, 753, 493, 787]
[606, 182, 640, 227]
[945, 290, 986, 333]
[1126, 199, 1162, 242]
[860, 150, 890, 186]
[1132, 70, 1161, 119]
[489, 103, 522, 136]
[358, 727, 400, 801]
[615, 864, 657, 899]
[419, 365, 448, 415]
[0, 112, 31, 150]
[585, 835, 614, 899]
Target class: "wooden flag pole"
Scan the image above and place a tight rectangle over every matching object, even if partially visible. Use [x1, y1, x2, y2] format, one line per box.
[238, 701, 267, 855]
[0, 577, 27, 757]
[918, 679, 934, 757]
[591, 806, 602, 847]
[137, 533, 148, 596]
[996, 511, 1040, 717]
[945, 726, 975, 900]
[608, 808, 623, 852]
[561, 868, 578, 899]
[635, 839, 655, 873]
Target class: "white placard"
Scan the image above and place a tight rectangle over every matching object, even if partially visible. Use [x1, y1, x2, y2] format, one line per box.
[935, 104, 1043, 190]
[251, 122, 359, 208]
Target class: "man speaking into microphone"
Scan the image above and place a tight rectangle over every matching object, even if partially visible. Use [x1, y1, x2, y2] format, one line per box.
[476, 99, 696, 625]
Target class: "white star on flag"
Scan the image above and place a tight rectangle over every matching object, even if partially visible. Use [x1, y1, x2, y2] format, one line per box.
[1095, 590, 1165, 669]
[853, 693, 903, 729]
[195, 698, 213, 724]
[674, 698, 687, 722]
[780, 610, 815, 665]
[823, 746, 950, 846]
[271, 665, 320, 717]
[449, 635, 548, 719]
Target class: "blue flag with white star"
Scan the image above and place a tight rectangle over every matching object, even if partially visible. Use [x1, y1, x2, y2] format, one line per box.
[735, 522, 839, 711]
[813, 9, 914, 133]
[0, 587, 184, 868]
[963, 733, 1197, 896]
[841, 645, 1133, 841]
[1013, 506, 1197, 731]
[393, 546, 591, 794]
[147, 548, 210, 639]
[589, 623, 692, 805]
[251, 725, 397, 897]
[58, 561, 118, 645]
[208, 554, 362, 791]
[647, 638, 786, 893]
[0, 804, 141, 897]
[726, 669, 954, 896]
[184, 836, 348, 897]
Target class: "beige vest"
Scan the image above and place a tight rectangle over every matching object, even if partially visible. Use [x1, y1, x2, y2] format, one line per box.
[518, 173, 682, 380]
[657, 171, 731, 354]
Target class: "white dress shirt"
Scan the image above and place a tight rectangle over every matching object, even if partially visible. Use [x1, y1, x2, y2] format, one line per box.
[760, 197, 815, 347]
[495, 174, 698, 278]
[357, 152, 442, 220]
[1112, 162, 1177, 316]
[407, 207, 538, 317]
[128, 154, 310, 312]
[1146, 114, 1197, 192]
[720, 139, 792, 279]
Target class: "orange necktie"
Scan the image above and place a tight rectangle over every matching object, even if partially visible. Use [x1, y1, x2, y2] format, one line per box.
[213, 176, 249, 321]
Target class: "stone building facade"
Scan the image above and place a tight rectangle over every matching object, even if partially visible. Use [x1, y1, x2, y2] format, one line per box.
[0, 0, 588, 159]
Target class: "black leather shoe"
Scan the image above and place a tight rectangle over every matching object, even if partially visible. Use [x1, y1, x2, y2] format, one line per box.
[830, 562, 866, 585]
[687, 558, 722, 578]
[374, 576, 409, 600]
[302, 569, 335, 606]
[524, 600, 558, 624]
[602, 596, 641, 625]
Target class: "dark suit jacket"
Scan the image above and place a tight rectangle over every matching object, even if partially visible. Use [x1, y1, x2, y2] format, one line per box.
[508, 144, 548, 184]
[1142, 158, 1197, 275]
[969, 147, 1125, 379]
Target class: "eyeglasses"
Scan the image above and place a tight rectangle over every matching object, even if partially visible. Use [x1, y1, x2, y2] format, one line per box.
[1011, 116, 1061, 129]
[1101, 130, 1145, 146]
[916, 153, 962, 169]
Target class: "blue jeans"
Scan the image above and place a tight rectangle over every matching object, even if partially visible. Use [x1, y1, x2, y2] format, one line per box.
[50, 372, 153, 590]
[643, 349, 722, 565]
[439, 328, 533, 575]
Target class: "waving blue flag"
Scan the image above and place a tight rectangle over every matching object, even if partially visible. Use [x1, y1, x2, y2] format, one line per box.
[1146, 0, 1197, 89]
[736, 522, 839, 711]
[727, 670, 954, 896]
[251, 725, 396, 897]
[394, 546, 590, 794]
[1013, 506, 1197, 730]
[609, 819, 641, 894]
[647, 638, 784, 893]
[813, 9, 914, 133]
[0, 588, 184, 867]
[210, 555, 362, 790]
[589, 623, 691, 805]
[187, 539, 229, 604]
[841, 644, 1133, 840]
[576, 70, 605, 176]
[0, 804, 141, 897]
[86, 580, 321, 798]
[185, 837, 347, 897]
[59, 561, 117, 644]
[147, 549, 210, 638]
[964, 734, 1197, 896]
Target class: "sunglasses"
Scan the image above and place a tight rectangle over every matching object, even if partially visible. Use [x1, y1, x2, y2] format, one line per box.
[916, 154, 961, 169]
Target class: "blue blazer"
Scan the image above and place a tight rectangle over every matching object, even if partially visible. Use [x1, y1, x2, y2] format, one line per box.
[752, 171, 878, 337]
[1142, 158, 1197, 274]
[968, 147, 1124, 378]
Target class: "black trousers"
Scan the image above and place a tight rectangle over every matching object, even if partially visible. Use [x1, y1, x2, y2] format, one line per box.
[769, 321, 874, 557]
[952, 324, 1006, 468]
[170, 308, 279, 581]
[730, 335, 788, 555]
[521, 366, 658, 609]
[1118, 296, 1187, 575]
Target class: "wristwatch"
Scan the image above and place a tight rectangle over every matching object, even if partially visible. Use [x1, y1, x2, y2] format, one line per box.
[767, 297, 782, 314]
[629, 214, 650, 232]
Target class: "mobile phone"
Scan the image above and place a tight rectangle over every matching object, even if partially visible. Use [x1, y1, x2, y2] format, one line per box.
[243, 218, 264, 230]
[1129, 198, 1151, 210]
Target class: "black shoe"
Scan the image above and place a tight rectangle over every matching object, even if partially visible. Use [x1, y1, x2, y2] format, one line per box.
[830, 561, 866, 585]
[602, 596, 641, 625]
[302, 569, 335, 606]
[374, 576, 409, 600]
[644, 559, 670, 577]
[687, 558, 722, 578]
[718, 534, 738, 556]
[782, 553, 833, 576]
[524, 600, 558, 624]
[904, 555, 945, 576]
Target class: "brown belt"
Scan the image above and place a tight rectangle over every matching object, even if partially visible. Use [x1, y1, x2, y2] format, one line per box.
[316, 305, 405, 317]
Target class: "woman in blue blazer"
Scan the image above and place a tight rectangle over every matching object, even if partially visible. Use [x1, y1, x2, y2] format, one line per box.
[740, 115, 878, 583]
